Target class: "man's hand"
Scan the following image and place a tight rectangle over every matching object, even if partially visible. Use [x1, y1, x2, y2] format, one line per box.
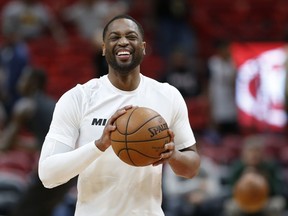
[152, 129, 175, 166]
[95, 105, 134, 152]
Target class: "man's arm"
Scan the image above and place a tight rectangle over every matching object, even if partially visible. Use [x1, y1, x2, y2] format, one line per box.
[39, 138, 103, 188]
[153, 130, 200, 179]
[39, 106, 133, 188]
[168, 145, 200, 179]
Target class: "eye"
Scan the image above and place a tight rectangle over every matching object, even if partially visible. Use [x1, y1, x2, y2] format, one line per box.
[109, 35, 120, 41]
[127, 35, 138, 40]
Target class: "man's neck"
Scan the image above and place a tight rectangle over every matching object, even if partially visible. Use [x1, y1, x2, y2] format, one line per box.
[108, 70, 141, 91]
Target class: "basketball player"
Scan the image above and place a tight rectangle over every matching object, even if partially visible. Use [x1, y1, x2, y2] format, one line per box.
[38, 15, 200, 216]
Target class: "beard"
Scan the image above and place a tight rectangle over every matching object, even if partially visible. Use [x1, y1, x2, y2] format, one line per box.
[105, 51, 144, 74]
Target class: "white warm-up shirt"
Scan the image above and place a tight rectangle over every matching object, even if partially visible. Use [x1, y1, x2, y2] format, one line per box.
[39, 74, 196, 216]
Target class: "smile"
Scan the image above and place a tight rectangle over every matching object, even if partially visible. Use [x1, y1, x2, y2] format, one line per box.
[117, 51, 131, 56]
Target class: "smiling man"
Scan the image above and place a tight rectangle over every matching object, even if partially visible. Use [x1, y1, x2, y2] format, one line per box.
[38, 15, 200, 216]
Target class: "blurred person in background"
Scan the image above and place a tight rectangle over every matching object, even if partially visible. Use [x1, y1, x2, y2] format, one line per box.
[163, 154, 224, 216]
[154, 0, 197, 60]
[161, 48, 205, 99]
[207, 39, 239, 137]
[0, 103, 6, 130]
[0, 67, 55, 151]
[0, 22, 30, 117]
[1, 0, 66, 43]
[0, 67, 75, 216]
[223, 135, 286, 216]
[62, 0, 129, 77]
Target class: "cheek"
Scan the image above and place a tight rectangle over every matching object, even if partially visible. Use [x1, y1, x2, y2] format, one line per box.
[105, 49, 116, 60]
[135, 46, 145, 56]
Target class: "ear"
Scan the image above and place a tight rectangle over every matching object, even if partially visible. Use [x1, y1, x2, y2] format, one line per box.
[102, 44, 106, 56]
[142, 42, 146, 55]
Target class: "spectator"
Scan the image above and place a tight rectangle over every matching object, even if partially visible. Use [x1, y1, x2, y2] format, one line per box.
[223, 135, 286, 216]
[0, 67, 75, 216]
[1, 0, 66, 43]
[0, 67, 56, 151]
[63, 0, 128, 41]
[163, 155, 224, 216]
[62, 0, 129, 77]
[0, 102, 6, 130]
[154, 0, 197, 59]
[0, 22, 30, 117]
[207, 39, 239, 136]
[161, 48, 204, 99]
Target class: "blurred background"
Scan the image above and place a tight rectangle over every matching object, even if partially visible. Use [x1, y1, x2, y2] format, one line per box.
[0, 0, 288, 216]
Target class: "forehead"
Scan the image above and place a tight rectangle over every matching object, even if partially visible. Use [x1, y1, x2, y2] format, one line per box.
[107, 18, 140, 35]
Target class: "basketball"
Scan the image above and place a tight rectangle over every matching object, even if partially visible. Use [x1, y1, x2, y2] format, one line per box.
[111, 106, 171, 167]
[233, 171, 269, 213]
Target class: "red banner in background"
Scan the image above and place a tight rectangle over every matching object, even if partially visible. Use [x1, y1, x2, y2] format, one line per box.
[231, 42, 287, 132]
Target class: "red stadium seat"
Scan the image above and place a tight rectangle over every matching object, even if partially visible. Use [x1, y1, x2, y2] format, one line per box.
[185, 97, 210, 132]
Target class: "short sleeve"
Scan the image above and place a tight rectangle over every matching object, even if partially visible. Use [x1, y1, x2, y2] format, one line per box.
[170, 87, 196, 150]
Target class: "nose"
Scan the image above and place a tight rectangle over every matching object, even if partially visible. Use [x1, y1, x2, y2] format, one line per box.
[118, 36, 129, 46]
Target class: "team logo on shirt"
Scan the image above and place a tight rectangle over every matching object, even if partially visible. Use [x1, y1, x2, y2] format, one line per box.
[91, 118, 107, 126]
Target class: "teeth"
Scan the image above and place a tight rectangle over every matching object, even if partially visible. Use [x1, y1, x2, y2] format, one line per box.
[117, 51, 130, 56]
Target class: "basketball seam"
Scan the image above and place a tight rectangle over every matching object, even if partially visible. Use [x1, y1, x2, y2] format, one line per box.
[118, 148, 161, 159]
[125, 108, 137, 166]
[128, 115, 161, 135]
[115, 114, 161, 136]
[111, 135, 170, 142]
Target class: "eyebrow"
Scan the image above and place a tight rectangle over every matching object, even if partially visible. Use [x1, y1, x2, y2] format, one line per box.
[108, 31, 139, 37]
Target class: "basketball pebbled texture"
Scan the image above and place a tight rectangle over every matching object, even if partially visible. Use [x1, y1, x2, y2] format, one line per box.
[111, 107, 171, 166]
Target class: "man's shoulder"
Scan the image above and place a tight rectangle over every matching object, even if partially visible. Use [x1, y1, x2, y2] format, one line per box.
[142, 74, 180, 94]
[72, 77, 102, 92]
[58, 78, 100, 102]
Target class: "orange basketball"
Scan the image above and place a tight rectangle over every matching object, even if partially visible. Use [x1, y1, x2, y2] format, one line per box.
[233, 171, 269, 213]
[111, 107, 171, 166]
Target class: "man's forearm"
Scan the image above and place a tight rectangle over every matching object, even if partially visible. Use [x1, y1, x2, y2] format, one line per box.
[168, 146, 200, 179]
